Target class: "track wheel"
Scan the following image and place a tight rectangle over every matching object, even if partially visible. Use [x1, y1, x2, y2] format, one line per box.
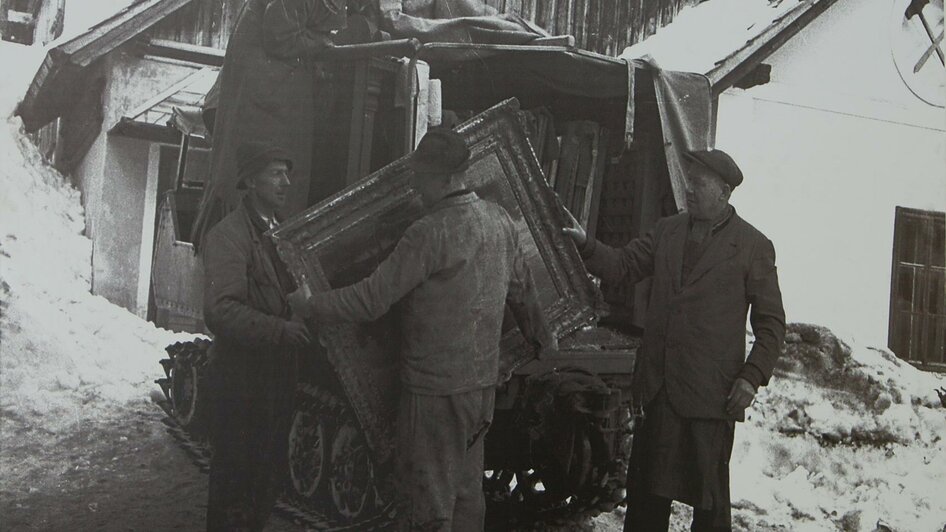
[329, 418, 375, 519]
[170, 350, 202, 430]
[287, 393, 329, 501]
[484, 469, 517, 501]
[511, 469, 563, 508]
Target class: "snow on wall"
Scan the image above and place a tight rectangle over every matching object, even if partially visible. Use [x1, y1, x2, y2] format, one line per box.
[0, 41, 195, 431]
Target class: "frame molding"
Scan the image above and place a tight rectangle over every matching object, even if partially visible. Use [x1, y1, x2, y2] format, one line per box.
[273, 98, 597, 462]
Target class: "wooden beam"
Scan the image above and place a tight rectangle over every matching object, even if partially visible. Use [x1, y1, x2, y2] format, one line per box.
[733, 63, 772, 90]
[144, 38, 225, 66]
[110, 118, 210, 149]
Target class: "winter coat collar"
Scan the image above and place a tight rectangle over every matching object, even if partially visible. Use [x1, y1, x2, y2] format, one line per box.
[665, 208, 744, 288]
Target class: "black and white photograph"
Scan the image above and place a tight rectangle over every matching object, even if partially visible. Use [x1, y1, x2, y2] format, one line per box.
[0, 0, 943, 531]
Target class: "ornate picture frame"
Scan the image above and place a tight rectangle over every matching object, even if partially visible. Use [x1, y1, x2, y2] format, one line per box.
[272, 98, 597, 463]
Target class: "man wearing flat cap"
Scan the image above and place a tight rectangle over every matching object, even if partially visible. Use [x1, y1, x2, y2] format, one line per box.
[289, 128, 555, 531]
[564, 148, 785, 531]
[203, 141, 313, 531]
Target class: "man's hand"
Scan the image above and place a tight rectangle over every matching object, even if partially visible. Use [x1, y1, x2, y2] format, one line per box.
[287, 288, 311, 318]
[561, 208, 587, 248]
[726, 377, 757, 416]
[283, 321, 312, 349]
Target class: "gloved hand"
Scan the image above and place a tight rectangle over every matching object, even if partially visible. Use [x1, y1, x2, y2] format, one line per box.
[726, 377, 757, 416]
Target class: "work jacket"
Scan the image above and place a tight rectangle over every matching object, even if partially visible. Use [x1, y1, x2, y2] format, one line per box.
[583, 210, 785, 420]
[202, 199, 297, 399]
[308, 191, 553, 395]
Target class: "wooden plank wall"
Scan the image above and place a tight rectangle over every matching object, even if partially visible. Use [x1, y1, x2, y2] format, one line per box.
[149, 0, 244, 49]
[147, 0, 700, 55]
[484, 0, 700, 55]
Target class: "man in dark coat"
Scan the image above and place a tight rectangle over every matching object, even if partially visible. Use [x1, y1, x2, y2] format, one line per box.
[203, 141, 313, 531]
[192, 0, 347, 248]
[563, 148, 785, 531]
[289, 129, 556, 531]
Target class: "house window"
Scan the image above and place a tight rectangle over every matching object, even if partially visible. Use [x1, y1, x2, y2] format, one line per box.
[888, 207, 946, 371]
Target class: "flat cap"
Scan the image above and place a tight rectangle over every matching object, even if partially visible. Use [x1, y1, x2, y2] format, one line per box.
[407, 128, 471, 176]
[236, 141, 293, 189]
[683, 148, 743, 189]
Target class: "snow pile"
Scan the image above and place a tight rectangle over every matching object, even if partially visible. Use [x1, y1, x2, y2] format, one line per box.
[591, 324, 946, 532]
[730, 324, 946, 531]
[0, 42, 195, 431]
[619, 0, 806, 74]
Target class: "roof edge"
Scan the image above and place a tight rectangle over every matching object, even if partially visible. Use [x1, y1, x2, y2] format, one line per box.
[707, 0, 841, 95]
[63, 0, 193, 66]
[16, 0, 194, 132]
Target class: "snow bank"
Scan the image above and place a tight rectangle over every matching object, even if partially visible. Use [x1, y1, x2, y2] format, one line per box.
[591, 324, 946, 532]
[730, 324, 946, 531]
[0, 41, 195, 431]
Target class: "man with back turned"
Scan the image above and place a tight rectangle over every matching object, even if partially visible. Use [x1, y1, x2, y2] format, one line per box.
[289, 128, 556, 531]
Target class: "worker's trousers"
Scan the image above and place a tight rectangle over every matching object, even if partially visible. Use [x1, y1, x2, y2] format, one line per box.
[396, 387, 496, 532]
[205, 362, 295, 532]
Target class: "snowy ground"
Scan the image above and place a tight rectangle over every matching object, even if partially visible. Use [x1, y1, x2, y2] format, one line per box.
[1, 27, 945, 532]
[587, 323, 946, 532]
[730, 325, 946, 531]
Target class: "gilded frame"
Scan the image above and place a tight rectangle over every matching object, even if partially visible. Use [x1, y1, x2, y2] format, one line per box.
[272, 98, 597, 463]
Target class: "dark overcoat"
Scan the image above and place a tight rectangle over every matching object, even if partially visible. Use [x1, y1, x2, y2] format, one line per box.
[583, 211, 785, 420]
[203, 200, 296, 378]
[192, 0, 343, 246]
[202, 199, 298, 530]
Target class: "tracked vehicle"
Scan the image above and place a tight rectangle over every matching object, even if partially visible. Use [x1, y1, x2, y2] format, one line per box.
[153, 39, 709, 528]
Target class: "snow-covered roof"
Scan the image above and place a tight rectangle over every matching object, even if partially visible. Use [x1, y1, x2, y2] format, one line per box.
[16, 0, 195, 132]
[620, 0, 839, 91]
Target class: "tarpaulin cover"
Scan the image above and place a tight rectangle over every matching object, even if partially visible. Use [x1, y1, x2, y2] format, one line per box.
[378, 0, 546, 45]
[650, 63, 713, 209]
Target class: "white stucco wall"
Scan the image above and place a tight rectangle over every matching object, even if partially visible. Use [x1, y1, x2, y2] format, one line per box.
[716, 0, 946, 348]
[93, 135, 150, 312]
[71, 47, 197, 315]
